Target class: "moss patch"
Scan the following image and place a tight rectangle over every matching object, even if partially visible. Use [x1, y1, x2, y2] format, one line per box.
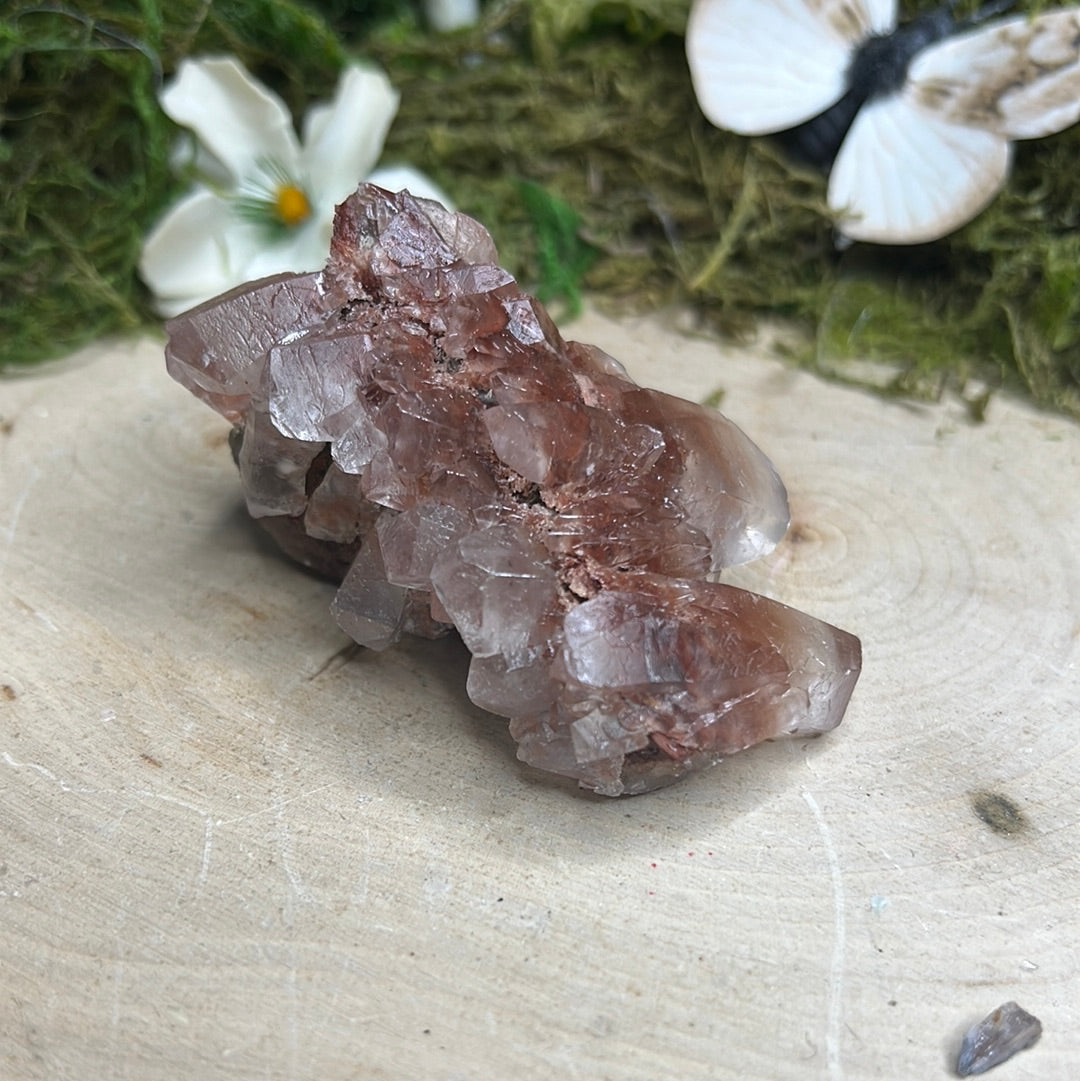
[2, 0, 1078, 417]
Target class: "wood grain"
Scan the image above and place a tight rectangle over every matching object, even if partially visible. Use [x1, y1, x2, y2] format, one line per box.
[1, 311, 1077, 1080]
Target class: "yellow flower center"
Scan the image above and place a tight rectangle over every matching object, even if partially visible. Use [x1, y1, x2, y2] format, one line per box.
[274, 184, 312, 227]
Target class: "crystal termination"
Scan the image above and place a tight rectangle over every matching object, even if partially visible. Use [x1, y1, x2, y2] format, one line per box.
[956, 1001, 1043, 1076]
[166, 184, 861, 795]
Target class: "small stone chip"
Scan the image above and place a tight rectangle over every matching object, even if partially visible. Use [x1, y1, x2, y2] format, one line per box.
[956, 1001, 1042, 1076]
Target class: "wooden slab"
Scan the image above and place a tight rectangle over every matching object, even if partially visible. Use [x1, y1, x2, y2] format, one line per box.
[2, 310, 1077, 1080]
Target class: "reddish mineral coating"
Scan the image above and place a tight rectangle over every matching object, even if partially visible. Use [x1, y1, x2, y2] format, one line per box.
[166, 184, 861, 795]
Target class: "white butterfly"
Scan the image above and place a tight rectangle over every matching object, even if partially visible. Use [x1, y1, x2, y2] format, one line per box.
[685, 1, 1080, 243]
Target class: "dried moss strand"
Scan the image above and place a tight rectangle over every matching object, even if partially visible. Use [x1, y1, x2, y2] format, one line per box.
[687, 161, 757, 293]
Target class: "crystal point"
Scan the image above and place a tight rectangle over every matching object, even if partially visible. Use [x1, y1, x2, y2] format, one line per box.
[956, 1001, 1042, 1076]
[166, 183, 862, 794]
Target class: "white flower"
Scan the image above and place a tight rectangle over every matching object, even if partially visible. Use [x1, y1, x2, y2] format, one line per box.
[140, 56, 450, 316]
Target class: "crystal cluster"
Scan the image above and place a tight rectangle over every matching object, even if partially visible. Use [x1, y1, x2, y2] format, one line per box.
[166, 184, 861, 795]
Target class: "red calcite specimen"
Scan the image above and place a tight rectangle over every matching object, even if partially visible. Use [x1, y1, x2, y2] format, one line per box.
[166, 184, 861, 795]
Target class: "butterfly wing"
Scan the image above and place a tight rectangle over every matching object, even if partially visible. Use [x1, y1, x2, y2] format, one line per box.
[828, 95, 1010, 244]
[828, 10, 1080, 244]
[906, 10, 1080, 140]
[686, 0, 898, 134]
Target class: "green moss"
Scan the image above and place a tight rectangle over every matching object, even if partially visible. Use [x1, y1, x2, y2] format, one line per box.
[2, 0, 1079, 418]
[1, 2, 172, 366]
[517, 179, 598, 317]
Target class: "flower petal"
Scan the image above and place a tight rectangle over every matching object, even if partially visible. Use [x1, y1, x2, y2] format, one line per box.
[365, 164, 454, 208]
[139, 188, 266, 316]
[169, 130, 233, 188]
[162, 57, 302, 185]
[302, 65, 400, 205]
[242, 221, 331, 282]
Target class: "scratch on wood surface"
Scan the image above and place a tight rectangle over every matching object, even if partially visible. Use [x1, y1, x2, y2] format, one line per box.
[109, 949, 126, 1048]
[275, 789, 315, 905]
[136, 789, 214, 889]
[285, 960, 300, 1079]
[803, 790, 847, 1081]
[2, 751, 214, 890]
[3, 751, 63, 786]
[215, 783, 335, 828]
[0, 465, 40, 577]
[10, 595, 59, 633]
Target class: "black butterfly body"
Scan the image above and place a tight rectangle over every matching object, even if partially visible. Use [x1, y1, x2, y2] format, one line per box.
[687, 0, 1080, 243]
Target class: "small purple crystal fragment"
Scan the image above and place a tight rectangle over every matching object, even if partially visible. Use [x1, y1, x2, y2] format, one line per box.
[956, 1001, 1043, 1076]
[165, 183, 862, 795]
